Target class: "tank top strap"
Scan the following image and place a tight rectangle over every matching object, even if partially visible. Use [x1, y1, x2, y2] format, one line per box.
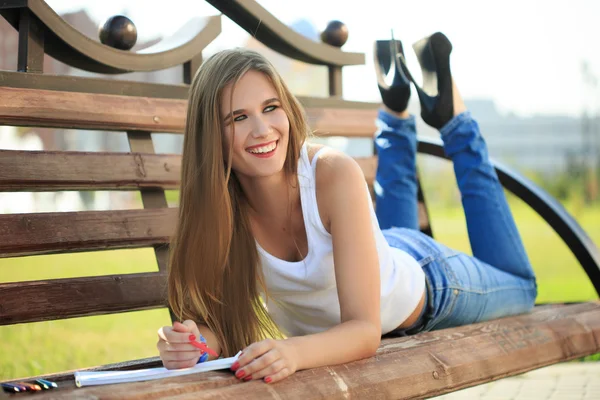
[297, 143, 330, 238]
[297, 143, 311, 177]
[310, 146, 329, 172]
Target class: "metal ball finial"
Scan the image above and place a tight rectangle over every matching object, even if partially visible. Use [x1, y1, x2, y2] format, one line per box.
[99, 15, 137, 50]
[320, 20, 349, 47]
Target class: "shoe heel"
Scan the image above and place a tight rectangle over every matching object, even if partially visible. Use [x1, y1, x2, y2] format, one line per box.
[411, 32, 454, 129]
[374, 39, 412, 113]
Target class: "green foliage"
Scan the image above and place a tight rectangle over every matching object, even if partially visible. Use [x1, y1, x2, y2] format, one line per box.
[581, 353, 600, 362]
[513, 155, 599, 206]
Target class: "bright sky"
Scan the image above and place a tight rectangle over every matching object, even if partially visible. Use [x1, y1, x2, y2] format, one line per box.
[48, 0, 600, 118]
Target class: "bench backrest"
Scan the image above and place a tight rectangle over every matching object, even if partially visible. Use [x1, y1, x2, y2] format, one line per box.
[1, 85, 430, 325]
[0, 0, 433, 327]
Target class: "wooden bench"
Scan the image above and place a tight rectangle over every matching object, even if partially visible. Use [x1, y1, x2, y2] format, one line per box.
[1, 83, 599, 399]
[1, 0, 599, 398]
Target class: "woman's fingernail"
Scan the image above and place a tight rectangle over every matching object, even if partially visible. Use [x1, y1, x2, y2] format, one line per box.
[244, 375, 252, 382]
[264, 377, 272, 384]
[235, 370, 246, 379]
[188, 334, 196, 341]
[230, 362, 240, 371]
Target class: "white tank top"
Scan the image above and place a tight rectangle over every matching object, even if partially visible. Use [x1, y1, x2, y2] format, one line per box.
[258, 144, 425, 336]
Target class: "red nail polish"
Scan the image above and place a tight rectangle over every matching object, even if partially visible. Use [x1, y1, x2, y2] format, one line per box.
[235, 370, 246, 379]
[188, 334, 196, 341]
[264, 377, 272, 383]
[244, 375, 252, 382]
[230, 361, 239, 371]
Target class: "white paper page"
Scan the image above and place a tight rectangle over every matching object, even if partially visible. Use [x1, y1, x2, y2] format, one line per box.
[74, 352, 241, 387]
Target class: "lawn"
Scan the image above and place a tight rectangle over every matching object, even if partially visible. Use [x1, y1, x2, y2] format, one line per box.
[0, 202, 598, 380]
[429, 198, 600, 303]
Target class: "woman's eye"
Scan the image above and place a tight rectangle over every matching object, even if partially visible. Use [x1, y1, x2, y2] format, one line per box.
[231, 106, 277, 122]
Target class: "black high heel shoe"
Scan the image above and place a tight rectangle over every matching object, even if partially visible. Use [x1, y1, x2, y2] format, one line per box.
[374, 39, 411, 113]
[411, 32, 454, 129]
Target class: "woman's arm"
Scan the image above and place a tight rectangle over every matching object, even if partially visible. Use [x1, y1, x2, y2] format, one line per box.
[295, 149, 382, 367]
[233, 150, 382, 382]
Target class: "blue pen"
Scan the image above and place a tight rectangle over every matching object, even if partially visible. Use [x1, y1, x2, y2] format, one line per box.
[1, 382, 22, 393]
[195, 334, 210, 363]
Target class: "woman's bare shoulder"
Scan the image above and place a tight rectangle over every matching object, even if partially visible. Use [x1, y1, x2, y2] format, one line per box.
[307, 143, 367, 230]
[306, 143, 364, 182]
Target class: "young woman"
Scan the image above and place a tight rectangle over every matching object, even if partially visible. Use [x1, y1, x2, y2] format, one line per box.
[157, 43, 537, 384]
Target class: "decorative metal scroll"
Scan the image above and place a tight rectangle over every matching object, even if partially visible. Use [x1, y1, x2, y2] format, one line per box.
[0, 0, 222, 74]
[0, 0, 364, 74]
[205, 0, 364, 66]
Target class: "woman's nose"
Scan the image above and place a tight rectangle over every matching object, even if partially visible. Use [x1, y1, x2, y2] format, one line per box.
[251, 115, 271, 138]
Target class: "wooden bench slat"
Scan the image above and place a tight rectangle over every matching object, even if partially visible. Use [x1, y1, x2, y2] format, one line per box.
[0, 157, 375, 258]
[6, 302, 598, 399]
[0, 150, 376, 192]
[0, 150, 181, 191]
[306, 108, 377, 137]
[354, 156, 377, 185]
[0, 272, 167, 325]
[0, 87, 187, 133]
[0, 208, 177, 258]
[0, 87, 378, 137]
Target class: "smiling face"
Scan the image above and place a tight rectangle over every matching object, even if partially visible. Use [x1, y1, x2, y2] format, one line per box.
[220, 69, 290, 179]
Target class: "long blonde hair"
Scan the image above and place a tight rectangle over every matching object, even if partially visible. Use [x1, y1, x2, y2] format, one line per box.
[168, 49, 309, 356]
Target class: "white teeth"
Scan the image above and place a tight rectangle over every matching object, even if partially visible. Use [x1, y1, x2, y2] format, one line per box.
[248, 142, 277, 154]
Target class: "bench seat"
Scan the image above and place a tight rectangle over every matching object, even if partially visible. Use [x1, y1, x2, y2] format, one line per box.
[2, 302, 598, 399]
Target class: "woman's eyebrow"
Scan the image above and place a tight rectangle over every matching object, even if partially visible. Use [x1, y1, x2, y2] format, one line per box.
[223, 97, 280, 121]
[261, 97, 280, 106]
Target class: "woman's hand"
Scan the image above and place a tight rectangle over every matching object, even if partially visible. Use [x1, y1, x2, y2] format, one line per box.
[157, 320, 208, 369]
[230, 339, 298, 383]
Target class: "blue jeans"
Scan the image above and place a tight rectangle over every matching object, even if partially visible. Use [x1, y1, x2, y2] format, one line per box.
[374, 110, 537, 334]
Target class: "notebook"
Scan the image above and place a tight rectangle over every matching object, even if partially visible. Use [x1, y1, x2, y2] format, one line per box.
[74, 352, 241, 387]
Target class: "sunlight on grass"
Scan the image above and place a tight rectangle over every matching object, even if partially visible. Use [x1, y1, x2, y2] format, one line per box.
[0, 248, 158, 283]
[429, 200, 599, 303]
[0, 309, 171, 379]
[0, 247, 167, 379]
[422, 157, 599, 304]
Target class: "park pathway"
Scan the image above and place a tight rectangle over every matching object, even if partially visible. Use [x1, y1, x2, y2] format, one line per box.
[435, 362, 600, 399]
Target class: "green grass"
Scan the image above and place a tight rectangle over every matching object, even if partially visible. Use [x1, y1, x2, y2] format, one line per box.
[0, 309, 171, 380]
[429, 198, 600, 303]
[0, 249, 171, 380]
[582, 353, 600, 362]
[0, 202, 598, 380]
[0, 248, 158, 283]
